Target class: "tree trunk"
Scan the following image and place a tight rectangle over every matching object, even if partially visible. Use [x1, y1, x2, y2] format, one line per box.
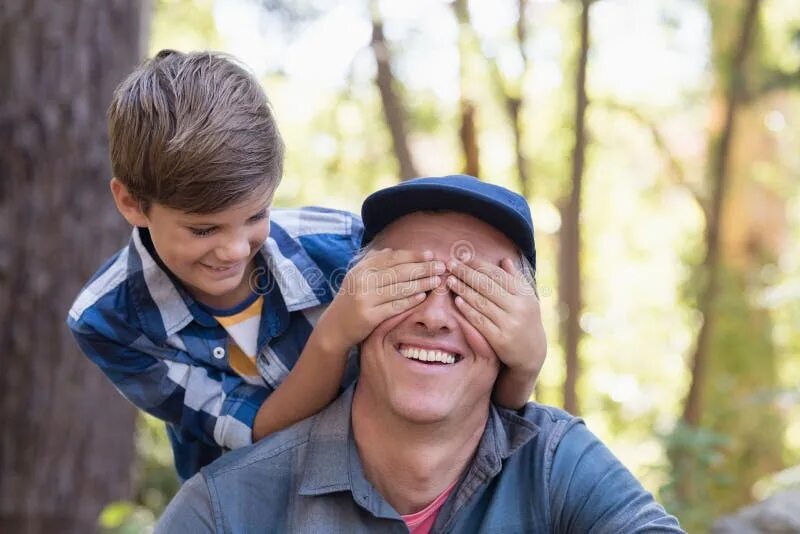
[453, 0, 481, 178]
[0, 0, 144, 531]
[681, 0, 761, 430]
[455, 0, 531, 193]
[559, 0, 590, 416]
[369, 1, 418, 181]
[459, 100, 480, 177]
[512, 0, 531, 198]
[671, 0, 784, 520]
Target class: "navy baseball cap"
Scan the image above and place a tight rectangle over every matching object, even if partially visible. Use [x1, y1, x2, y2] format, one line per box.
[361, 175, 536, 270]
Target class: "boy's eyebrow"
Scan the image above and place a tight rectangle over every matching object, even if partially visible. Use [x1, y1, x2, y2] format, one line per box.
[248, 207, 269, 218]
[179, 206, 270, 226]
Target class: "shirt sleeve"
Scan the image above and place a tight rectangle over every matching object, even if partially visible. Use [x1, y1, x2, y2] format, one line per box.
[156, 473, 216, 534]
[548, 421, 685, 533]
[68, 316, 267, 450]
[349, 212, 365, 254]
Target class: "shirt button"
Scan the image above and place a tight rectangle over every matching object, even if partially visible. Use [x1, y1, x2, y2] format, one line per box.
[213, 347, 226, 359]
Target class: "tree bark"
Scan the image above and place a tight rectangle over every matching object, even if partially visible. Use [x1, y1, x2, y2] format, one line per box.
[369, 2, 418, 181]
[459, 100, 480, 177]
[559, 0, 590, 416]
[453, 0, 481, 178]
[0, 0, 144, 531]
[511, 0, 530, 198]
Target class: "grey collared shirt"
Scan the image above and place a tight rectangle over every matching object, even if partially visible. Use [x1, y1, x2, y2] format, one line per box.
[157, 385, 683, 533]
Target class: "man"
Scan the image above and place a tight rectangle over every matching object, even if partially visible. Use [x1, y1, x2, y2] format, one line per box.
[157, 175, 684, 533]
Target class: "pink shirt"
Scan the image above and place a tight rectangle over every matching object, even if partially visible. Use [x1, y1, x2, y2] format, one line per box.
[401, 480, 458, 534]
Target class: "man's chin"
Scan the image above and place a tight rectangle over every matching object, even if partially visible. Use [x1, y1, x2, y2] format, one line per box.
[386, 393, 455, 425]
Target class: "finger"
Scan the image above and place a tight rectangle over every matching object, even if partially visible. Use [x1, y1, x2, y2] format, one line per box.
[467, 255, 517, 294]
[375, 260, 446, 288]
[372, 292, 427, 320]
[445, 275, 503, 325]
[366, 248, 434, 268]
[447, 258, 511, 309]
[500, 257, 536, 297]
[453, 294, 502, 342]
[374, 275, 443, 303]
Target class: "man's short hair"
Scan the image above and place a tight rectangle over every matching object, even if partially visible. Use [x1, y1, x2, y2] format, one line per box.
[108, 49, 284, 214]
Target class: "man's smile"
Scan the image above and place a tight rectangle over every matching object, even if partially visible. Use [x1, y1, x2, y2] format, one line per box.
[396, 343, 464, 366]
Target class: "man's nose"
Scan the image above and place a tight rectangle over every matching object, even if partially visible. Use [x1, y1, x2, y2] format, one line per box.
[412, 286, 458, 334]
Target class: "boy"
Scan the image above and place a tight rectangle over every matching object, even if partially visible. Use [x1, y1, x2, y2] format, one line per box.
[68, 50, 541, 481]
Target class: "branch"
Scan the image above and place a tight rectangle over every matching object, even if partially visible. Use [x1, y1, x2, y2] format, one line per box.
[598, 99, 708, 221]
[369, 3, 418, 180]
[744, 67, 800, 103]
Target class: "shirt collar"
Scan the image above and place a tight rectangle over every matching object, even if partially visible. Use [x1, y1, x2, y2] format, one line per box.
[128, 227, 196, 343]
[297, 383, 541, 513]
[127, 221, 334, 344]
[259, 219, 336, 311]
[297, 385, 356, 496]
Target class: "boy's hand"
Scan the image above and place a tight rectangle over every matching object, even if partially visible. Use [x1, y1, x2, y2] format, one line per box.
[445, 255, 546, 380]
[321, 248, 446, 350]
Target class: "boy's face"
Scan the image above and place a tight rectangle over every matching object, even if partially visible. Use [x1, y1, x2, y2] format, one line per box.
[132, 188, 273, 309]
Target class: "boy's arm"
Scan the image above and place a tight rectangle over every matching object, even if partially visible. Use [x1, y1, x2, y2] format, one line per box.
[252, 248, 446, 440]
[252, 311, 350, 440]
[494, 365, 539, 410]
[445, 256, 547, 410]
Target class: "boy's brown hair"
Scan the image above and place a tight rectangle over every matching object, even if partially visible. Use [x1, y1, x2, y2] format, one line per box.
[108, 49, 283, 214]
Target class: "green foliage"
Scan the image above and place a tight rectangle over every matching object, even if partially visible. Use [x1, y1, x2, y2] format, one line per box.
[99, 414, 179, 533]
[661, 421, 735, 531]
[99, 501, 155, 534]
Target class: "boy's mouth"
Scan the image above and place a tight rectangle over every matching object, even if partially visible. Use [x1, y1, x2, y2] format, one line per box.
[200, 262, 241, 273]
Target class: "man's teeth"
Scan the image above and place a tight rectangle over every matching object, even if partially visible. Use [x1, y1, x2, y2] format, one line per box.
[399, 347, 456, 364]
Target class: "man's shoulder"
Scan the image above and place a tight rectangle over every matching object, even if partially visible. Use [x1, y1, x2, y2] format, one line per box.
[496, 401, 587, 465]
[520, 402, 582, 431]
[270, 206, 363, 240]
[201, 416, 316, 481]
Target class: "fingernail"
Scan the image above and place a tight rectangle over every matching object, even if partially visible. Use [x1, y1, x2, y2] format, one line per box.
[434, 261, 446, 273]
[448, 259, 458, 270]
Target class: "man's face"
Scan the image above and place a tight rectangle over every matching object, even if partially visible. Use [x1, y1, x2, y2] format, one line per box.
[358, 211, 518, 424]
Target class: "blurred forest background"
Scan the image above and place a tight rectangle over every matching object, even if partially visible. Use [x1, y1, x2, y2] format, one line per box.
[1, 0, 799, 532]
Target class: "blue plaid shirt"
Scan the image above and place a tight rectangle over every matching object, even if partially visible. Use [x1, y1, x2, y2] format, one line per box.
[67, 207, 363, 480]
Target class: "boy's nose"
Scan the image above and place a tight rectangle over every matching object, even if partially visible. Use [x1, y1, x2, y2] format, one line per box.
[216, 237, 251, 263]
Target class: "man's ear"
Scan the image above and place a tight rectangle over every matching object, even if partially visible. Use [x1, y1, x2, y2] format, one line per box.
[110, 178, 149, 227]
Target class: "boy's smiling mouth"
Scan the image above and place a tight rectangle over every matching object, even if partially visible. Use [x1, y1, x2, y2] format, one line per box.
[200, 262, 242, 274]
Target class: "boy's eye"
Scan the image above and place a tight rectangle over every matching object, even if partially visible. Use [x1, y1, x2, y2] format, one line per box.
[189, 226, 216, 237]
[247, 210, 269, 223]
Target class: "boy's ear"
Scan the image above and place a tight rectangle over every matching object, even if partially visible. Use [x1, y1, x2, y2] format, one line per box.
[110, 178, 149, 227]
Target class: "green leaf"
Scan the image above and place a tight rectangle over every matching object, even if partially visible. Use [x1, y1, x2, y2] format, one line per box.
[98, 501, 134, 529]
